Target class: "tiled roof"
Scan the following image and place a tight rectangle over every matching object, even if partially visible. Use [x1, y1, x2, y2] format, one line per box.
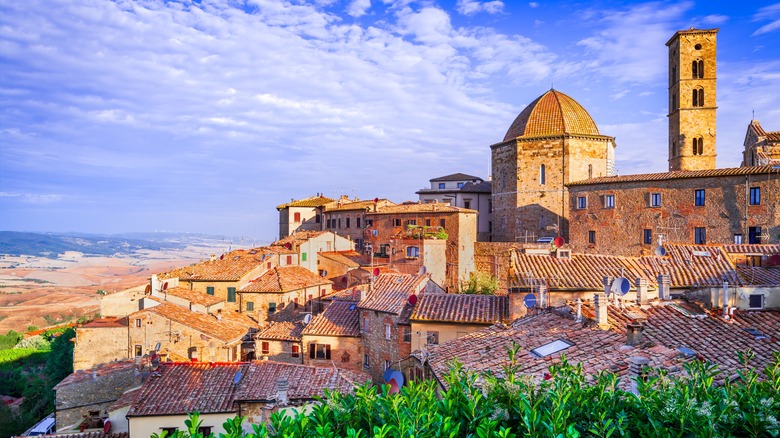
[411, 294, 508, 324]
[567, 165, 779, 186]
[302, 301, 360, 337]
[366, 203, 466, 215]
[163, 286, 224, 307]
[459, 180, 492, 193]
[358, 274, 427, 314]
[503, 90, 602, 142]
[271, 231, 330, 248]
[430, 173, 483, 182]
[639, 244, 742, 288]
[256, 321, 303, 341]
[160, 249, 269, 281]
[54, 360, 136, 389]
[326, 287, 363, 301]
[324, 199, 394, 212]
[424, 311, 682, 390]
[318, 251, 364, 268]
[108, 387, 141, 411]
[276, 195, 335, 210]
[80, 317, 128, 329]
[736, 266, 780, 286]
[234, 361, 369, 402]
[722, 244, 780, 255]
[512, 251, 654, 291]
[127, 362, 245, 416]
[241, 266, 331, 293]
[141, 303, 254, 344]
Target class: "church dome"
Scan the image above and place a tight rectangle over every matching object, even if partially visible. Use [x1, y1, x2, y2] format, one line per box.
[503, 89, 601, 142]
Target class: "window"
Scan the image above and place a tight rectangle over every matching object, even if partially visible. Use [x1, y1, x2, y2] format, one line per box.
[198, 427, 212, 437]
[734, 234, 743, 244]
[384, 360, 392, 370]
[588, 230, 596, 244]
[261, 342, 269, 355]
[407, 219, 416, 226]
[457, 182, 464, 188]
[346, 217, 351, 228]
[393, 218, 401, 226]
[692, 59, 704, 78]
[426, 331, 439, 345]
[463, 200, 471, 209]
[529, 339, 574, 358]
[315, 214, 321, 224]
[749, 226, 762, 244]
[134, 345, 142, 357]
[337, 218, 341, 228]
[643, 229, 653, 245]
[540, 164, 546, 185]
[749, 187, 760, 205]
[293, 297, 299, 309]
[406, 246, 419, 258]
[577, 196, 587, 209]
[363, 354, 370, 368]
[357, 217, 361, 228]
[692, 137, 703, 155]
[135, 318, 141, 327]
[362, 318, 369, 333]
[227, 287, 236, 303]
[672, 140, 677, 157]
[692, 87, 704, 107]
[206, 286, 214, 296]
[291, 345, 300, 358]
[246, 302, 254, 311]
[366, 218, 373, 227]
[402, 326, 411, 343]
[309, 343, 331, 360]
[694, 189, 705, 206]
[603, 194, 615, 208]
[694, 227, 706, 244]
[269, 302, 276, 314]
[294, 212, 301, 223]
[438, 183, 445, 189]
[384, 323, 391, 340]
[160, 428, 178, 437]
[749, 294, 764, 309]
[650, 193, 661, 207]
[440, 219, 446, 227]
[301, 252, 307, 262]
[694, 43, 702, 50]
[378, 244, 390, 257]
[286, 255, 292, 264]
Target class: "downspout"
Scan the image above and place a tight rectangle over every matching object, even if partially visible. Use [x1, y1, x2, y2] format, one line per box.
[745, 175, 749, 240]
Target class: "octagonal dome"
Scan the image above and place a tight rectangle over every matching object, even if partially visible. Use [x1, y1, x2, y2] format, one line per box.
[503, 89, 600, 142]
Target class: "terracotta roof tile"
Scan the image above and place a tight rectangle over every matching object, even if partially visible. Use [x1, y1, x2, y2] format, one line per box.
[503, 90, 602, 141]
[736, 266, 780, 286]
[161, 249, 269, 281]
[271, 231, 330, 248]
[722, 244, 780, 255]
[235, 361, 369, 402]
[318, 251, 364, 268]
[256, 321, 304, 342]
[163, 286, 224, 307]
[31, 433, 128, 438]
[80, 317, 128, 329]
[324, 199, 395, 212]
[411, 294, 508, 324]
[367, 203, 466, 215]
[108, 387, 141, 412]
[567, 165, 779, 186]
[358, 274, 427, 314]
[139, 303, 255, 344]
[241, 266, 331, 293]
[276, 195, 335, 210]
[302, 301, 360, 337]
[639, 244, 741, 288]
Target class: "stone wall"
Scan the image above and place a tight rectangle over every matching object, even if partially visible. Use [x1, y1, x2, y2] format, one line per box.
[359, 310, 411, 384]
[74, 325, 128, 371]
[302, 335, 363, 373]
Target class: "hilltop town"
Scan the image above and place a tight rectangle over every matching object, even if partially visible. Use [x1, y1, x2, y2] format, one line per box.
[4, 28, 780, 437]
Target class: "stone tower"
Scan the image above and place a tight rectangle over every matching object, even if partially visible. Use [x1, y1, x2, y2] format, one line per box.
[491, 90, 615, 243]
[667, 28, 718, 171]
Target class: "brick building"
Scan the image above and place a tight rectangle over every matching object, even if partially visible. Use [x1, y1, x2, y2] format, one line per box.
[416, 173, 493, 242]
[254, 321, 304, 363]
[74, 317, 130, 371]
[301, 299, 363, 373]
[276, 194, 334, 238]
[322, 197, 396, 250]
[742, 120, 780, 166]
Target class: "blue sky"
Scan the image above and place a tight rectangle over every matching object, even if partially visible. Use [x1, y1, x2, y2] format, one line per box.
[1, 0, 778, 243]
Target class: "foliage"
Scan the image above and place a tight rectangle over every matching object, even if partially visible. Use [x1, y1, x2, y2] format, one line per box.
[15, 335, 51, 350]
[460, 271, 499, 295]
[0, 330, 22, 350]
[161, 349, 780, 438]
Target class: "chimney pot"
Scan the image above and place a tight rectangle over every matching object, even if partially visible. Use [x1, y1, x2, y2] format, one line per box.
[635, 278, 648, 304]
[626, 321, 644, 346]
[628, 356, 650, 395]
[277, 378, 289, 405]
[657, 275, 670, 300]
[594, 292, 609, 330]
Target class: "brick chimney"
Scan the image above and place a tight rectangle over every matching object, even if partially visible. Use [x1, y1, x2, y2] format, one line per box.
[594, 292, 609, 330]
[626, 322, 644, 346]
[635, 278, 648, 304]
[657, 275, 670, 300]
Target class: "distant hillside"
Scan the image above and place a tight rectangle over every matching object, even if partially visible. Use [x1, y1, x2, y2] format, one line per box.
[0, 231, 233, 258]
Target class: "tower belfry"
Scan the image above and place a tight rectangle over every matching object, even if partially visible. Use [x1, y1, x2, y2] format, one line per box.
[667, 28, 719, 171]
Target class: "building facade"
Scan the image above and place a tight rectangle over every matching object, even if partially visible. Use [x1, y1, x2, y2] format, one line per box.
[416, 173, 493, 241]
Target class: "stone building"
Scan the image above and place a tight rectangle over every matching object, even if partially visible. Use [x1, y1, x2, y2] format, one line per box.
[490, 89, 616, 243]
[322, 197, 396, 250]
[567, 166, 779, 255]
[276, 194, 334, 238]
[255, 321, 304, 364]
[742, 120, 780, 167]
[270, 230, 354, 274]
[416, 173, 493, 242]
[667, 28, 718, 172]
[238, 266, 333, 322]
[301, 299, 363, 373]
[73, 317, 130, 371]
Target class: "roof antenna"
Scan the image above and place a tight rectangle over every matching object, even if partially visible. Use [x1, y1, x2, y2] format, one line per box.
[752, 109, 755, 120]
[551, 81, 554, 90]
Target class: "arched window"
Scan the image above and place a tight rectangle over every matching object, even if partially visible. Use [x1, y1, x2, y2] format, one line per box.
[540, 164, 546, 185]
[692, 88, 704, 107]
[692, 137, 703, 155]
[692, 59, 704, 78]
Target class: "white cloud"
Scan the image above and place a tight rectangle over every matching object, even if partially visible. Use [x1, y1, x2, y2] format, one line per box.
[0, 192, 63, 204]
[700, 14, 728, 25]
[529, 2, 539, 8]
[456, 0, 505, 16]
[347, 0, 371, 17]
[752, 3, 780, 35]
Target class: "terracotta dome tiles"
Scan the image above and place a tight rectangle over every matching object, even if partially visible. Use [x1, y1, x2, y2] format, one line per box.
[503, 90, 600, 142]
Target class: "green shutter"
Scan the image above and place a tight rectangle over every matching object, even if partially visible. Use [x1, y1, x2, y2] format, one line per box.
[228, 287, 236, 302]
[206, 286, 214, 296]
[246, 302, 254, 311]
[302, 252, 307, 262]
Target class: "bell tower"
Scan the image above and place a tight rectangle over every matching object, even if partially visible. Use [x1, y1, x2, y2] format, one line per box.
[667, 28, 718, 171]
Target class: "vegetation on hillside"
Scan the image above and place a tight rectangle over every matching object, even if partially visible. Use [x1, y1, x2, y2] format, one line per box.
[157, 346, 779, 438]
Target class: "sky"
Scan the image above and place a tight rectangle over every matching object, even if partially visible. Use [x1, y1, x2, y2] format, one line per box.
[1, 0, 779, 243]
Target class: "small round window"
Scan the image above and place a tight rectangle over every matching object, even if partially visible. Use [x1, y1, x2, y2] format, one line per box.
[694, 43, 702, 50]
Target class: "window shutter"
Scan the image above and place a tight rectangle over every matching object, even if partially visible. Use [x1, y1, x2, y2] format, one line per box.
[309, 343, 315, 359]
[325, 345, 331, 360]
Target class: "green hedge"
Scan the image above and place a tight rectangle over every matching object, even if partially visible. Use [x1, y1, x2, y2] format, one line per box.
[157, 347, 779, 438]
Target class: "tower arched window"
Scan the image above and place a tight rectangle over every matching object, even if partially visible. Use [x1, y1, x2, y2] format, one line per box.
[692, 137, 703, 155]
[539, 164, 546, 185]
[692, 59, 704, 78]
[692, 88, 704, 107]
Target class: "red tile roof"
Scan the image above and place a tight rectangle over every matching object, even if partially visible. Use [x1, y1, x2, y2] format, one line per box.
[255, 322, 303, 341]
[108, 387, 141, 412]
[326, 287, 363, 301]
[127, 362, 245, 416]
[234, 361, 369, 402]
[366, 203, 466, 215]
[722, 244, 780, 255]
[736, 266, 780, 286]
[54, 360, 137, 389]
[27, 432, 128, 438]
[161, 249, 269, 281]
[503, 89, 602, 141]
[411, 294, 508, 324]
[324, 199, 394, 212]
[302, 301, 360, 337]
[80, 317, 128, 329]
[241, 266, 331, 293]
[567, 165, 779, 186]
[358, 274, 427, 314]
[276, 195, 335, 210]
[140, 303, 255, 344]
[639, 244, 742, 288]
[271, 231, 330, 248]
[318, 251, 364, 268]
[163, 286, 224, 307]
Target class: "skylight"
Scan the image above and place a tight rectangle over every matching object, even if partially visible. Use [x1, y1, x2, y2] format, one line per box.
[530, 339, 574, 358]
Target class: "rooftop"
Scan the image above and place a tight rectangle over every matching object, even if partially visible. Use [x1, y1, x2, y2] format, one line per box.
[358, 274, 427, 315]
[567, 165, 779, 186]
[324, 199, 394, 212]
[429, 173, 483, 182]
[503, 89, 603, 142]
[318, 251, 364, 268]
[54, 360, 136, 389]
[366, 203, 471, 215]
[162, 286, 224, 307]
[160, 248, 269, 281]
[255, 321, 304, 341]
[411, 294, 508, 324]
[302, 300, 360, 337]
[137, 302, 255, 344]
[79, 317, 128, 329]
[241, 266, 332, 293]
[276, 195, 335, 210]
[234, 361, 369, 402]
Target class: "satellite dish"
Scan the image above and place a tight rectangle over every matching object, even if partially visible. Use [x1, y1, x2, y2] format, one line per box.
[373, 268, 380, 276]
[232, 371, 243, 385]
[611, 277, 630, 296]
[388, 378, 400, 394]
[303, 314, 312, 325]
[320, 270, 328, 277]
[554, 237, 565, 248]
[374, 198, 379, 203]
[408, 294, 418, 305]
[285, 242, 292, 250]
[162, 282, 168, 291]
[341, 276, 347, 283]
[103, 421, 111, 434]
[418, 266, 427, 275]
[383, 368, 394, 382]
[154, 342, 161, 351]
[654, 246, 667, 257]
[523, 293, 537, 308]
[220, 254, 225, 260]
[261, 254, 266, 261]
[390, 370, 404, 387]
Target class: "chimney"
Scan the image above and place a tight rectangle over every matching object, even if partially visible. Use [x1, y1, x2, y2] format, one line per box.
[210, 254, 217, 262]
[92, 366, 98, 381]
[635, 278, 648, 304]
[628, 356, 649, 395]
[507, 290, 526, 322]
[594, 292, 609, 330]
[657, 275, 670, 300]
[216, 309, 222, 321]
[626, 322, 644, 346]
[722, 281, 729, 317]
[602, 276, 613, 296]
[276, 378, 289, 405]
